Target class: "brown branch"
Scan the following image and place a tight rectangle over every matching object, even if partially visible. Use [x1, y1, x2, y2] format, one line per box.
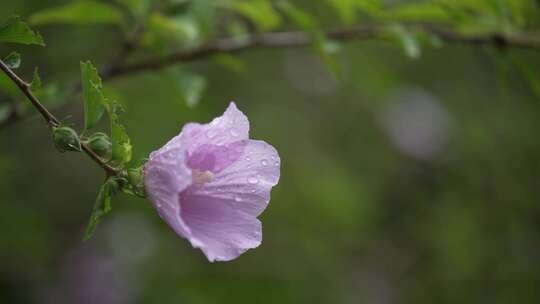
[2, 25, 540, 129]
[105, 26, 540, 78]
[0, 59, 119, 176]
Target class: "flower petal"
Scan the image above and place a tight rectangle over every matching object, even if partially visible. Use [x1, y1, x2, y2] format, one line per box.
[186, 102, 250, 151]
[187, 141, 247, 173]
[179, 191, 262, 262]
[144, 145, 192, 238]
[188, 140, 280, 217]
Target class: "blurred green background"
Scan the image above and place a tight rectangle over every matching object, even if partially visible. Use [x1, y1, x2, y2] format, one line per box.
[2, 0, 540, 303]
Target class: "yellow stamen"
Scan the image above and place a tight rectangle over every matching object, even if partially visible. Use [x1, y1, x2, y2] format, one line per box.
[192, 169, 214, 185]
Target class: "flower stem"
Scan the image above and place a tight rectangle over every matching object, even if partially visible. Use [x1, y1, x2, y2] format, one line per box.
[0, 59, 119, 176]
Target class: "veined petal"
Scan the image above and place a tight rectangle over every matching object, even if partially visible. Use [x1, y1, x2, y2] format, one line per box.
[187, 140, 280, 217]
[150, 102, 249, 160]
[144, 146, 192, 238]
[184, 102, 249, 152]
[179, 192, 262, 262]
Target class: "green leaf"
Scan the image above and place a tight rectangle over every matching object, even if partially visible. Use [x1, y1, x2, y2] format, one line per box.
[84, 178, 118, 240]
[80, 61, 106, 130]
[326, 0, 381, 23]
[106, 102, 132, 165]
[142, 13, 201, 52]
[277, 1, 317, 30]
[0, 16, 44, 46]
[182, 74, 206, 108]
[230, 0, 281, 31]
[382, 2, 454, 23]
[116, 0, 151, 18]
[29, 0, 125, 26]
[3, 52, 21, 69]
[212, 54, 246, 73]
[388, 25, 422, 59]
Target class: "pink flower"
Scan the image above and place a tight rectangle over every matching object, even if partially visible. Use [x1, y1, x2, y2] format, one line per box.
[144, 102, 280, 262]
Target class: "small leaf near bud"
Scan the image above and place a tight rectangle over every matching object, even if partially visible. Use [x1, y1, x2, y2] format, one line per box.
[87, 132, 112, 158]
[52, 126, 81, 152]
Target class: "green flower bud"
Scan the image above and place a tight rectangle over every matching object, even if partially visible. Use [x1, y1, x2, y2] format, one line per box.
[52, 126, 81, 153]
[127, 166, 145, 197]
[87, 132, 112, 158]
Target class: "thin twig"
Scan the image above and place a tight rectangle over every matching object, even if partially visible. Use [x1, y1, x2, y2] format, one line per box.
[0, 59, 119, 176]
[2, 25, 540, 129]
[105, 26, 540, 78]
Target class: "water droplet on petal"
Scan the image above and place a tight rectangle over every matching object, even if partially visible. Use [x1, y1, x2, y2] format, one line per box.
[271, 156, 276, 160]
[274, 161, 279, 166]
[261, 159, 268, 166]
[250, 189, 256, 193]
[234, 196, 242, 202]
[248, 176, 259, 184]
[229, 128, 239, 137]
[245, 156, 251, 161]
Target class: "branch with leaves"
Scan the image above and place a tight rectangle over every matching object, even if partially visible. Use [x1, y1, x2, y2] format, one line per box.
[2, 0, 540, 239]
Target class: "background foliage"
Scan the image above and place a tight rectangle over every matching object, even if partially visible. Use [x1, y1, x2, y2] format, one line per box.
[1, 0, 540, 303]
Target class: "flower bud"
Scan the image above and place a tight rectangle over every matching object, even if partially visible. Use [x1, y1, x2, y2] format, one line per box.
[127, 166, 145, 197]
[52, 126, 81, 153]
[87, 132, 112, 158]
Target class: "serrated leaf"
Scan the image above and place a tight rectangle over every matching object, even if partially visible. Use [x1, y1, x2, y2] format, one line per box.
[0, 16, 44, 46]
[80, 61, 106, 130]
[84, 178, 118, 240]
[29, 0, 125, 26]
[4, 52, 21, 69]
[105, 102, 132, 165]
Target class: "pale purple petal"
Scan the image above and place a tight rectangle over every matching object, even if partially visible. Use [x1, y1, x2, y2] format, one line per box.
[179, 102, 249, 154]
[187, 141, 247, 173]
[187, 140, 280, 217]
[179, 192, 262, 262]
[144, 143, 192, 238]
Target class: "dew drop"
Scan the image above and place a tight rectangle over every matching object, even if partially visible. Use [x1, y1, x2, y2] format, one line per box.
[234, 196, 242, 202]
[261, 159, 268, 166]
[245, 156, 251, 161]
[274, 161, 279, 166]
[247, 176, 259, 184]
[250, 189, 256, 193]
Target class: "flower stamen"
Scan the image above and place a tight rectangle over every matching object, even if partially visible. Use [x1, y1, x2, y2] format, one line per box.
[192, 169, 214, 185]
